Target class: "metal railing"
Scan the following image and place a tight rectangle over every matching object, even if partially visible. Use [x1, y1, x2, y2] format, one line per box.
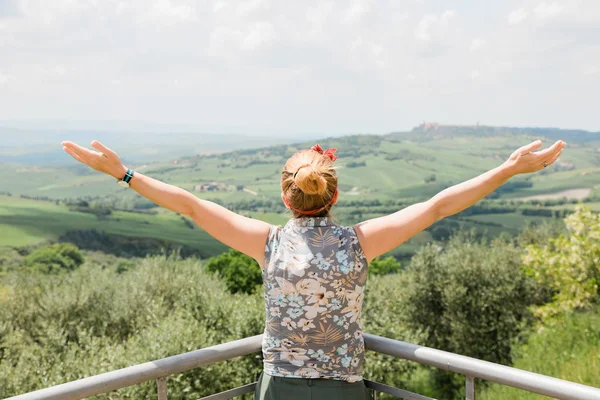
[5, 333, 600, 400]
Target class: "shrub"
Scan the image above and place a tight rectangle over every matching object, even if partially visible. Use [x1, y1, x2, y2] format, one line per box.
[205, 249, 262, 294]
[369, 256, 401, 275]
[23, 243, 85, 274]
[0, 254, 265, 399]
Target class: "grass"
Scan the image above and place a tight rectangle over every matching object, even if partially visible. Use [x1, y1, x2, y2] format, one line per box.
[463, 212, 558, 230]
[0, 195, 228, 257]
[3, 132, 599, 204]
[0, 193, 569, 262]
[549, 201, 600, 212]
[2, 130, 598, 259]
[479, 309, 600, 399]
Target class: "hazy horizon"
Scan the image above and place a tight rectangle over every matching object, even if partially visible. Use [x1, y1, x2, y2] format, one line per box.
[1, 119, 598, 138]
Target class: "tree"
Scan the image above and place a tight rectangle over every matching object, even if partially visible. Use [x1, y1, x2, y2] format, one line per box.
[23, 243, 85, 274]
[402, 230, 536, 397]
[369, 256, 401, 275]
[205, 249, 262, 294]
[522, 205, 600, 320]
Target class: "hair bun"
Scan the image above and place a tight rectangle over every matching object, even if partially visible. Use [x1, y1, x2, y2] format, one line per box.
[294, 164, 328, 196]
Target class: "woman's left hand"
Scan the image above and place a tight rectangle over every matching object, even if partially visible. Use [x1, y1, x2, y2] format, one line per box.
[61, 140, 127, 179]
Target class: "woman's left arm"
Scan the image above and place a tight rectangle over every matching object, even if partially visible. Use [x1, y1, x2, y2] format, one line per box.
[61, 140, 270, 264]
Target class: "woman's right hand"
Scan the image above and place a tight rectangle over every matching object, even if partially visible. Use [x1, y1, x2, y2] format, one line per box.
[505, 139, 566, 175]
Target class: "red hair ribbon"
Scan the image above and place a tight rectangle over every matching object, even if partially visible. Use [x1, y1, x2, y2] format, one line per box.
[311, 144, 338, 161]
[283, 189, 339, 216]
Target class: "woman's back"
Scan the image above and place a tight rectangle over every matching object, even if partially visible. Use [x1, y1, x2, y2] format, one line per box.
[261, 216, 368, 383]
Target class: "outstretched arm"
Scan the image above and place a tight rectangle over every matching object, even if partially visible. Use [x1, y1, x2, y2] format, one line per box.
[353, 139, 566, 263]
[61, 140, 270, 264]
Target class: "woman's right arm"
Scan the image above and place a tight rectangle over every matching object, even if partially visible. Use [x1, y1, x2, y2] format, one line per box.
[353, 139, 565, 264]
[61, 140, 271, 264]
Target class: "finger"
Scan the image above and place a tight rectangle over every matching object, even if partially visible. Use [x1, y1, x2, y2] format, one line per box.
[91, 140, 117, 159]
[62, 141, 95, 159]
[63, 146, 85, 163]
[521, 140, 542, 153]
[533, 140, 563, 157]
[544, 148, 563, 167]
[62, 141, 90, 158]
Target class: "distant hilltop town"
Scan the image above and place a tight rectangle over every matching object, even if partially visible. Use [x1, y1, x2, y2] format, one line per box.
[414, 121, 483, 131]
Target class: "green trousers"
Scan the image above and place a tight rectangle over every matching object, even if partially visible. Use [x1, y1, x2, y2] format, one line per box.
[254, 371, 372, 400]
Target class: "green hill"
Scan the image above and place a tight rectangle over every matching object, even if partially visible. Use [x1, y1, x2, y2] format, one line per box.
[1, 124, 599, 260]
[3, 124, 600, 202]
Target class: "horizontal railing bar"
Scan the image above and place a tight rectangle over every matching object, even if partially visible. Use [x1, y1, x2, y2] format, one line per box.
[365, 379, 436, 400]
[7, 333, 600, 400]
[5, 335, 263, 400]
[363, 333, 600, 400]
[198, 382, 257, 400]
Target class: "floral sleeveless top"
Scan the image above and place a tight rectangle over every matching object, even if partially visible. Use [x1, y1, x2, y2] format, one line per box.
[261, 216, 368, 382]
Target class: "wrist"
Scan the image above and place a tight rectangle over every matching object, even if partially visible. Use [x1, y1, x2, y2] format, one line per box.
[111, 165, 128, 180]
[500, 160, 519, 178]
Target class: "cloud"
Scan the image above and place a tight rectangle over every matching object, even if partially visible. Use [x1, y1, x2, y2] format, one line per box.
[533, 1, 564, 22]
[345, 0, 373, 24]
[415, 10, 456, 41]
[508, 7, 528, 24]
[236, 0, 270, 17]
[241, 21, 276, 51]
[470, 38, 486, 52]
[583, 64, 598, 75]
[140, 0, 198, 26]
[0, 72, 12, 85]
[1, 0, 599, 132]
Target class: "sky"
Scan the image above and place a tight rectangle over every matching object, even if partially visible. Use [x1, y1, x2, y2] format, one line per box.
[0, 0, 599, 136]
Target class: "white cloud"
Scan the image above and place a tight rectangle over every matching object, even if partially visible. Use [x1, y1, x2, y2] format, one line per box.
[208, 26, 243, 58]
[345, 0, 373, 24]
[236, 0, 270, 17]
[241, 21, 276, 51]
[140, 0, 197, 26]
[470, 38, 486, 52]
[415, 10, 456, 41]
[583, 64, 599, 75]
[508, 7, 528, 25]
[0, 72, 12, 85]
[213, 1, 228, 13]
[305, 2, 335, 39]
[1, 0, 599, 132]
[533, 1, 564, 22]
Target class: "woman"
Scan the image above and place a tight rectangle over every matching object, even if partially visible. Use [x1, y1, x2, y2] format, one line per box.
[61, 138, 565, 399]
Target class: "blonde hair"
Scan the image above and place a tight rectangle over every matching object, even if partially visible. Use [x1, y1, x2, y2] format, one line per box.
[281, 149, 338, 218]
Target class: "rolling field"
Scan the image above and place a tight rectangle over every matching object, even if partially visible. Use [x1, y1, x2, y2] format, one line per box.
[3, 127, 599, 204]
[1, 126, 598, 260]
[0, 195, 228, 257]
[463, 212, 560, 231]
[0, 192, 571, 264]
[0, 195, 437, 259]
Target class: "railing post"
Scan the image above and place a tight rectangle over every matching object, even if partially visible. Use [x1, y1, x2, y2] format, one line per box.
[465, 376, 475, 400]
[157, 377, 168, 400]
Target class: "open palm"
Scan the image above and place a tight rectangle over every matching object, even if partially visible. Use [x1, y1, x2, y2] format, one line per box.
[61, 140, 126, 179]
[507, 139, 566, 175]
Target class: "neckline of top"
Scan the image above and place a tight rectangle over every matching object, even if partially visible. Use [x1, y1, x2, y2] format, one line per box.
[283, 216, 339, 229]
